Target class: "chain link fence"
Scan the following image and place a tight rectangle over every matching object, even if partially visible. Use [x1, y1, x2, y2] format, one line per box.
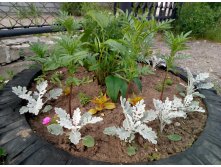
[0, 2, 179, 38]
[0, 2, 60, 37]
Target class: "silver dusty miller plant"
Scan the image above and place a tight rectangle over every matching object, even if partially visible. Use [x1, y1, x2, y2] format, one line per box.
[12, 80, 62, 115]
[47, 107, 103, 145]
[148, 55, 164, 70]
[153, 94, 206, 133]
[153, 68, 214, 132]
[104, 97, 158, 144]
[137, 55, 164, 70]
[180, 67, 214, 98]
[153, 97, 187, 133]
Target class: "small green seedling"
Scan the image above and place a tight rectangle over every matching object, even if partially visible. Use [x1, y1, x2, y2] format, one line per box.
[50, 71, 62, 86]
[82, 135, 95, 148]
[147, 153, 161, 161]
[78, 92, 91, 106]
[6, 70, 15, 79]
[34, 74, 46, 84]
[155, 83, 163, 92]
[0, 148, 6, 157]
[0, 147, 7, 165]
[127, 145, 138, 156]
[165, 78, 173, 86]
[167, 134, 182, 142]
[0, 76, 6, 90]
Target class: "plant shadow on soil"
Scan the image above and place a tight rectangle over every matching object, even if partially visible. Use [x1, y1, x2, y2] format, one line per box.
[27, 66, 207, 164]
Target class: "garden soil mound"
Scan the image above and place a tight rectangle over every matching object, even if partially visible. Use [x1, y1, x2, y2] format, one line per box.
[28, 67, 207, 163]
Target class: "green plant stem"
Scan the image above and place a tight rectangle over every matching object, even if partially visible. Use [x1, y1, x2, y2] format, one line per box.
[160, 70, 168, 100]
[126, 81, 132, 98]
[69, 84, 73, 117]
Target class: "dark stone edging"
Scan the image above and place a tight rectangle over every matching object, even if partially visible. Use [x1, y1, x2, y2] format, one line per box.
[0, 67, 221, 165]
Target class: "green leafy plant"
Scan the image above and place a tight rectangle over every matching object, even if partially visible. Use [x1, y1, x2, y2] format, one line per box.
[82, 135, 95, 147]
[34, 74, 46, 84]
[61, 2, 84, 16]
[105, 75, 128, 102]
[50, 71, 63, 87]
[30, 42, 48, 58]
[167, 134, 182, 142]
[160, 31, 191, 100]
[174, 3, 217, 38]
[54, 10, 80, 35]
[78, 92, 91, 106]
[165, 78, 173, 86]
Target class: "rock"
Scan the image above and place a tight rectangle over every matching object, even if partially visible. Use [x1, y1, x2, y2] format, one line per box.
[0, 61, 35, 79]
[0, 45, 9, 64]
[174, 122, 181, 127]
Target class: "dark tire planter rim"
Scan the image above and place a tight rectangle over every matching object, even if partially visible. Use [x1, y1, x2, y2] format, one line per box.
[1, 66, 221, 165]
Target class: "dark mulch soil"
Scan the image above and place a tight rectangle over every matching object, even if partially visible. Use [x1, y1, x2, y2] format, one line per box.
[28, 66, 207, 163]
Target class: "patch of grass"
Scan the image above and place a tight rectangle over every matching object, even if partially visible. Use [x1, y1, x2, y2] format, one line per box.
[155, 78, 173, 92]
[147, 153, 161, 161]
[78, 92, 92, 106]
[6, 70, 15, 79]
[0, 76, 5, 90]
[155, 83, 163, 92]
[204, 21, 221, 43]
[165, 78, 173, 86]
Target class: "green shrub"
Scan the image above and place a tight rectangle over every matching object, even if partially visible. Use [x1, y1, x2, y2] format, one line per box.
[204, 19, 221, 42]
[61, 3, 111, 16]
[174, 3, 215, 37]
[61, 2, 83, 16]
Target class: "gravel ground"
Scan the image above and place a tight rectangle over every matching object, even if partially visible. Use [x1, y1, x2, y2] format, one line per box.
[153, 35, 221, 95]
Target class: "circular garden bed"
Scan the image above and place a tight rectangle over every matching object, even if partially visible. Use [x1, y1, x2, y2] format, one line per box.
[1, 66, 221, 165]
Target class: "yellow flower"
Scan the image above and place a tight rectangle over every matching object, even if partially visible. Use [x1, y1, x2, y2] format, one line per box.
[63, 86, 71, 96]
[88, 94, 116, 115]
[128, 96, 143, 106]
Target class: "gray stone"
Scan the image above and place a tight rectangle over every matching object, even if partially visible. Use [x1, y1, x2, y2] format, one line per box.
[0, 61, 34, 79]
[8, 45, 22, 62]
[0, 45, 8, 64]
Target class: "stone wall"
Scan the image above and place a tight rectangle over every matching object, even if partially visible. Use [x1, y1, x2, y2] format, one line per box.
[0, 34, 55, 79]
